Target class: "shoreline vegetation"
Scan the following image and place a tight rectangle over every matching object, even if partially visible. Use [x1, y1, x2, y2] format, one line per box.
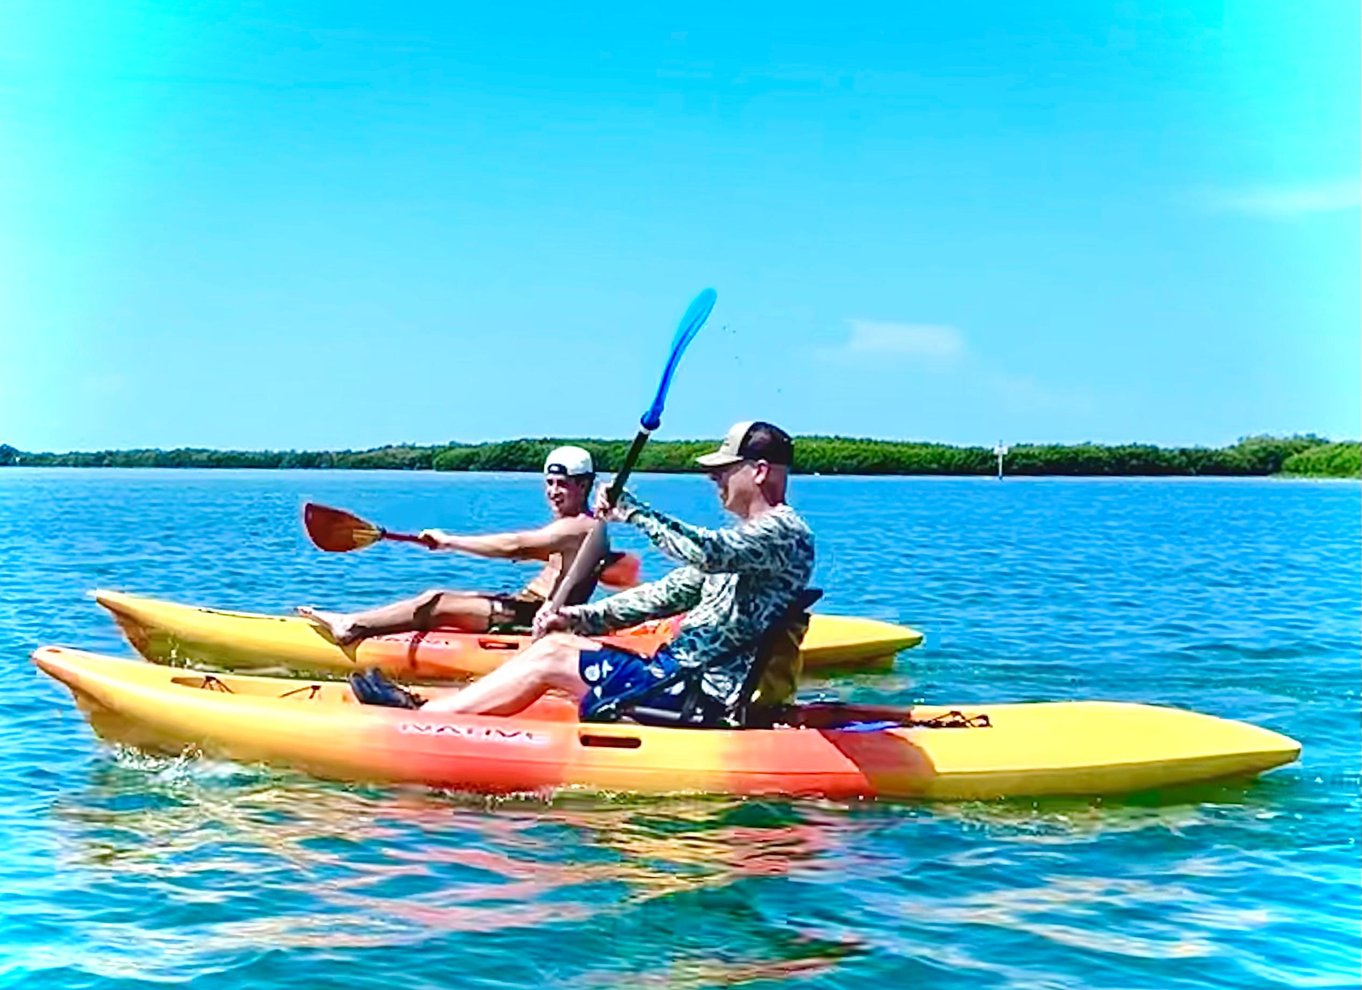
[2, 436, 1358, 478]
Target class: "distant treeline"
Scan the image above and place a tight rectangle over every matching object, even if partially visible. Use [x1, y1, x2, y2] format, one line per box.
[2, 436, 1357, 477]
[1279, 442, 1362, 479]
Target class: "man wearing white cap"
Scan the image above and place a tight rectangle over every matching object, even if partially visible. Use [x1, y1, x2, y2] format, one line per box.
[297, 446, 611, 645]
[351, 422, 816, 727]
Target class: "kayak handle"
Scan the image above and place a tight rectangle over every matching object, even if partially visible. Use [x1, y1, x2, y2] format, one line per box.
[577, 732, 642, 749]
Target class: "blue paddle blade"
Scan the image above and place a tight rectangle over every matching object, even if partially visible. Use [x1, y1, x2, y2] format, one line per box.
[641, 287, 716, 431]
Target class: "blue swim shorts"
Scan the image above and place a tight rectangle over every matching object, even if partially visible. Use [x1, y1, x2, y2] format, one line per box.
[578, 646, 686, 721]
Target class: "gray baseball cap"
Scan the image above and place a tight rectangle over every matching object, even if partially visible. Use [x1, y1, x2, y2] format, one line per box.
[695, 421, 794, 469]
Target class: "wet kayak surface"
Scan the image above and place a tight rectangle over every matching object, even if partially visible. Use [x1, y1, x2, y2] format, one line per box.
[2, 469, 1357, 989]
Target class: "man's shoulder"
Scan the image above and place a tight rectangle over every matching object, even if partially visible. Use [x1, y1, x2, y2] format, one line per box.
[547, 514, 596, 538]
[745, 504, 813, 541]
[769, 503, 812, 533]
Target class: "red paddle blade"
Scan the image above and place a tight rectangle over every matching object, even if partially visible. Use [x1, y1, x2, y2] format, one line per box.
[599, 552, 642, 589]
[303, 502, 383, 552]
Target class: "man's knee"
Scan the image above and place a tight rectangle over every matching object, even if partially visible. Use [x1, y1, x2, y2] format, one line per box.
[418, 590, 483, 615]
[410, 590, 448, 628]
[524, 635, 581, 681]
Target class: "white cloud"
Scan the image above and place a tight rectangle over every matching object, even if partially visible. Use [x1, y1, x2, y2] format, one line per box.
[818, 318, 1092, 418]
[836, 320, 966, 365]
[1204, 180, 1360, 218]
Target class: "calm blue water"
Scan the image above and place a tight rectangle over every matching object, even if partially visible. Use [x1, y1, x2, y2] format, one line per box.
[1, 469, 1358, 989]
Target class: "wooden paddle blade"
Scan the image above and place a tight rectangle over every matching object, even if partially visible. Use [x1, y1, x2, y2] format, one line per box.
[303, 502, 383, 552]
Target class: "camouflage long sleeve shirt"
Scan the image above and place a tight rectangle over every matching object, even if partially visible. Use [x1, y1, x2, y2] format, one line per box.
[563, 491, 815, 707]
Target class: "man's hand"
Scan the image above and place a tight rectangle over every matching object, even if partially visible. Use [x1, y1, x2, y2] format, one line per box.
[418, 528, 454, 550]
[593, 483, 631, 522]
[532, 603, 575, 639]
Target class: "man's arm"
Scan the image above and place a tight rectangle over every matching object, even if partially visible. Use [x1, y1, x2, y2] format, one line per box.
[421, 517, 587, 561]
[563, 566, 704, 635]
[614, 492, 787, 575]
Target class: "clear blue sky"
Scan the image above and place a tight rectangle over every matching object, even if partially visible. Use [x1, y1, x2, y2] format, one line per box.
[2, 1, 1357, 451]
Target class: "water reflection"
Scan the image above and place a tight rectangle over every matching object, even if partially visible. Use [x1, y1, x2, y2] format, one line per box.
[48, 754, 869, 983]
[33, 725, 1354, 988]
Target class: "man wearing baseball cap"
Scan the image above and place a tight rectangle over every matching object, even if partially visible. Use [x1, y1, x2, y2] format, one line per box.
[353, 421, 816, 727]
[297, 445, 613, 645]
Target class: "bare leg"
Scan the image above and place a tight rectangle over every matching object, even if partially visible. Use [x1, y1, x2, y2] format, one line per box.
[422, 634, 601, 716]
[297, 590, 494, 645]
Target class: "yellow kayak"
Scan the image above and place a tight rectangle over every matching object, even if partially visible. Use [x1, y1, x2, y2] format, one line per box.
[95, 590, 923, 681]
[34, 646, 1301, 801]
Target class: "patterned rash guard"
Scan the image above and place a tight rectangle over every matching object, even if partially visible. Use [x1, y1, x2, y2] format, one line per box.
[563, 491, 815, 708]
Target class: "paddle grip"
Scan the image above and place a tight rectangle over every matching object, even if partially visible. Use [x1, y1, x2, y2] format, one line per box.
[385, 531, 436, 548]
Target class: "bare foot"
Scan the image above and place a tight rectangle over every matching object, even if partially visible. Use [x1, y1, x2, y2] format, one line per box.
[295, 606, 362, 646]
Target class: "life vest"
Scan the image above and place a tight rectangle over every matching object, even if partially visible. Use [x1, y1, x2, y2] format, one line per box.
[748, 607, 811, 710]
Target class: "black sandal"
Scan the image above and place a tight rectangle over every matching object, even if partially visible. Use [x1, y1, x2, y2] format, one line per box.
[348, 668, 426, 709]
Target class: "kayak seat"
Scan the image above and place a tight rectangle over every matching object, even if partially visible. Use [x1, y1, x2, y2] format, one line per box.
[616, 588, 823, 730]
[595, 551, 629, 590]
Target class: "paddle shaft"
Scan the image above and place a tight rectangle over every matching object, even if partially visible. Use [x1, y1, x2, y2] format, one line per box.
[606, 429, 651, 505]
[537, 287, 716, 621]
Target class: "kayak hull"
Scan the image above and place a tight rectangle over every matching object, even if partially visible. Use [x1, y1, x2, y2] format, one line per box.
[34, 646, 1300, 801]
[94, 590, 923, 681]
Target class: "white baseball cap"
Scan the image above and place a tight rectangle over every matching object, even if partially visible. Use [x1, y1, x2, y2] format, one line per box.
[544, 445, 594, 477]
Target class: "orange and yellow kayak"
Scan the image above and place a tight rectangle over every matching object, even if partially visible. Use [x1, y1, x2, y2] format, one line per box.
[94, 590, 923, 681]
[34, 646, 1300, 801]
